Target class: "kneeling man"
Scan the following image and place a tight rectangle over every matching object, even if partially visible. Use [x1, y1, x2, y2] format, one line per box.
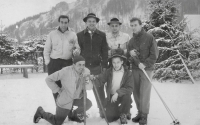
[33, 55, 92, 125]
[92, 48, 134, 124]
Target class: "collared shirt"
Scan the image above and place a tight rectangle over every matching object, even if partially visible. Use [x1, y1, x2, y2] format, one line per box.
[106, 31, 130, 57]
[111, 66, 124, 94]
[43, 27, 80, 65]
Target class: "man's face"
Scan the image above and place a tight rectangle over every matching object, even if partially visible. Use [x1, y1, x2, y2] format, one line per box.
[59, 18, 69, 31]
[112, 57, 123, 71]
[109, 23, 120, 33]
[74, 61, 85, 74]
[130, 21, 142, 34]
[86, 18, 97, 31]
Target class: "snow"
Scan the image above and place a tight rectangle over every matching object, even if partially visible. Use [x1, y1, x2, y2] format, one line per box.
[0, 73, 200, 125]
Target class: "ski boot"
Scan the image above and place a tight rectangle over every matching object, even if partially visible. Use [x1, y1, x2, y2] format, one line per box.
[120, 113, 127, 124]
[68, 110, 88, 123]
[127, 112, 131, 120]
[33, 106, 44, 123]
[139, 114, 147, 125]
[132, 112, 141, 123]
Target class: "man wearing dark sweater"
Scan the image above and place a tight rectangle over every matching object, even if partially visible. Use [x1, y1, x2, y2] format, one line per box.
[127, 17, 159, 125]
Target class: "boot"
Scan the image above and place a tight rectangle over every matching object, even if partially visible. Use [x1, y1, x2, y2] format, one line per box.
[69, 110, 85, 123]
[139, 114, 147, 125]
[120, 114, 127, 124]
[33, 106, 44, 123]
[127, 112, 131, 120]
[99, 110, 105, 118]
[132, 112, 141, 123]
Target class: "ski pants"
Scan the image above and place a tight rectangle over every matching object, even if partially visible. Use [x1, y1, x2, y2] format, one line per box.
[132, 69, 153, 114]
[42, 97, 92, 125]
[106, 94, 132, 123]
[47, 58, 73, 102]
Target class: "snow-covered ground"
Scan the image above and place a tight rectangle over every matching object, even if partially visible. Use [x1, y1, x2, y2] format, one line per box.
[0, 73, 200, 125]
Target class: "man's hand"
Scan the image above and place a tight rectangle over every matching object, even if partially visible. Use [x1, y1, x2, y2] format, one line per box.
[111, 93, 118, 103]
[130, 50, 137, 57]
[89, 75, 96, 80]
[73, 49, 80, 56]
[138, 63, 146, 69]
[45, 60, 50, 65]
[102, 68, 106, 72]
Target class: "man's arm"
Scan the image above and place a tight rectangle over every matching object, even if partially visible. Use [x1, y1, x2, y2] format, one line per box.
[93, 70, 108, 87]
[73, 33, 81, 55]
[45, 69, 64, 94]
[143, 37, 159, 67]
[101, 33, 108, 69]
[43, 34, 52, 65]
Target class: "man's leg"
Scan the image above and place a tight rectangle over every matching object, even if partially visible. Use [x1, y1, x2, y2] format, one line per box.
[139, 70, 153, 125]
[68, 98, 92, 122]
[105, 96, 120, 123]
[118, 94, 132, 124]
[132, 69, 142, 122]
[42, 106, 70, 125]
[132, 69, 141, 112]
[73, 97, 92, 113]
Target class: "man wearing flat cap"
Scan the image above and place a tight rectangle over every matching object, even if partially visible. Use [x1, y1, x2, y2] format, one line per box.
[77, 13, 108, 118]
[33, 55, 93, 125]
[106, 18, 130, 58]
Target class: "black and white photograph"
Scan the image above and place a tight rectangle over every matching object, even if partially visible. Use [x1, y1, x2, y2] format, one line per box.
[0, 0, 200, 125]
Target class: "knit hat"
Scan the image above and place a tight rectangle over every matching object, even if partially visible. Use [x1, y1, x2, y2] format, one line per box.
[73, 55, 85, 64]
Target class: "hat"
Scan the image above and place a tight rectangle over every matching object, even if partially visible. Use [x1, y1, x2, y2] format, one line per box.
[73, 55, 85, 64]
[83, 13, 100, 23]
[107, 18, 122, 25]
[109, 47, 127, 61]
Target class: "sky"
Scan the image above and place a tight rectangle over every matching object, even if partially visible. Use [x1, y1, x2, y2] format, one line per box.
[0, 0, 76, 28]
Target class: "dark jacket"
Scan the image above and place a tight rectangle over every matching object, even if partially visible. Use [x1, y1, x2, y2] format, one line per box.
[94, 67, 134, 101]
[77, 29, 108, 68]
[127, 29, 159, 70]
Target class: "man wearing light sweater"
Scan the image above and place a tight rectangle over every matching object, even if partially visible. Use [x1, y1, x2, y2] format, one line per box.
[43, 15, 80, 101]
[33, 55, 93, 125]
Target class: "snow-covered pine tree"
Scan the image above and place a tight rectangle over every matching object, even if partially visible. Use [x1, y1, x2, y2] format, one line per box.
[0, 34, 25, 65]
[143, 0, 200, 82]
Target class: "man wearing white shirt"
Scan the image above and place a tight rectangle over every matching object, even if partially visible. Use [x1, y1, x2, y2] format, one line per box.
[43, 15, 80, 101]
[106, 18, 130, 58]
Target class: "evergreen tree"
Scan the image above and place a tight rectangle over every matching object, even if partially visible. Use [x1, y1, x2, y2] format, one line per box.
[143, 0, 200, 82]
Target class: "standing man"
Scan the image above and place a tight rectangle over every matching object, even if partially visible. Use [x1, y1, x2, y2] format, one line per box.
[127, 17, 159, 125]
[43, 15, 80, 101]
[33, 55, 93, 125]
[106, 18, 130, 58]
[77, 13, 108, 118]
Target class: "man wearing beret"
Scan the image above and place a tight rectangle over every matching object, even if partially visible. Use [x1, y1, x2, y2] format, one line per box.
[127, 17, 159, 125]
[33, 55, 93, 125]
[77, 13, 108, 118]
[106, 18, 130, 58]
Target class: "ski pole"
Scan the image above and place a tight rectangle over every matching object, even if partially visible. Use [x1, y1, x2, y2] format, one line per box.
[92, 80, 109, 125]
[177, 50, 195, 84]
[141, 69, 180, 125]
[83, 79, 87, 125]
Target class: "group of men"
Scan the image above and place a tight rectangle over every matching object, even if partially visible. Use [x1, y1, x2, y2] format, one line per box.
[33, 13, 159, 125]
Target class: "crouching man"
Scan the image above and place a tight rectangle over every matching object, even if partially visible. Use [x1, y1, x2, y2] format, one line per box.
[91, 48, 134, 124]
[33, 55, 93, 125]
